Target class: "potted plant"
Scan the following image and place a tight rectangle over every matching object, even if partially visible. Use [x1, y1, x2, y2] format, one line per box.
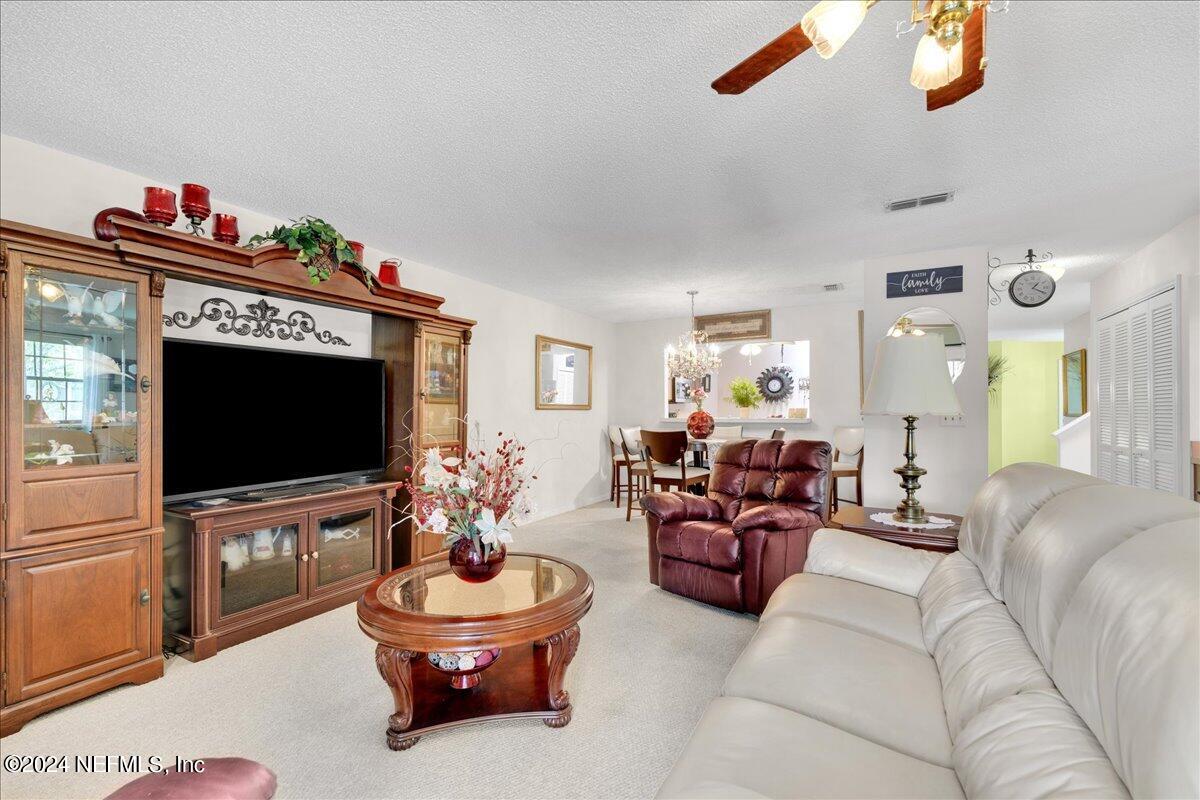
[728, 377, 763, 419]
[247, 216, 374, 287]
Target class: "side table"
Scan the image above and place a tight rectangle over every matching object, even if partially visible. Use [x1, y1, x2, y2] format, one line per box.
[828, 505, 960, 553]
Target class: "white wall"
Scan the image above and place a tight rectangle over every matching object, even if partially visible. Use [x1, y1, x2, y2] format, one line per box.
[0, 134, 615, 521]
[863, 248, 989, 515]
[610, 299, 864, 447]
[1063, 310, 1090, 358]
[1090, 214, 1199, 441]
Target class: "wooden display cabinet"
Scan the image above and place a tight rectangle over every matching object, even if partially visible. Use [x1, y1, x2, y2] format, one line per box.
[409, 321, 470, 562]
[163, 483, 398, 661]
[1, 229, 163, 737]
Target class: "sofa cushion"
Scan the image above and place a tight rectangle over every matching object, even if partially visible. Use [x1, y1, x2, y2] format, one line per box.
[1001, 485, 1198, 672]
[918, 551, 1000, 651]
[656, 697, 964, 800]
[769, 439, 833, 517]
[952, 689, 1129, 799]
[1051, 519, 1199, 800]
[656, 519, 740, 571]
[933, 603, 1054, 739]
[722, 615, 954, 767]
[762, 572, 926, 653]
[957, 463, 1102, 600]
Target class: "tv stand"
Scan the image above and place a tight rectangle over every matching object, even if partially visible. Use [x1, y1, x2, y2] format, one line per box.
[164, 481, 400, 661]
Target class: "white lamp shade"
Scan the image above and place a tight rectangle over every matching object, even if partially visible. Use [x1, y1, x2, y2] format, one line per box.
[863, 332, 962, 416]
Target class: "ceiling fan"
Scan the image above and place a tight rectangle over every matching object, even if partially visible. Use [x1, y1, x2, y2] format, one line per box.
[712, 0, 1003, 110]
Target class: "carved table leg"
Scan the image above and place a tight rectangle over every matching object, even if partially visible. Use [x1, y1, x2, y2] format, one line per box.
[537, 624, 580, 728]
[375, 645, 421, 750]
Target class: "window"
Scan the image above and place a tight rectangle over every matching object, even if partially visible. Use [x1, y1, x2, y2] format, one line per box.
[24, 336, 89, 423]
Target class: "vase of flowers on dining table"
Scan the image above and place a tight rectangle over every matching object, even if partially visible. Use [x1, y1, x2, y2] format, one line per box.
[686, 385, 715, 439]
[404, 432, 537, 583]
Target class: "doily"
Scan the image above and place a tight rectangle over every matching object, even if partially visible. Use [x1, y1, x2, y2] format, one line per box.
[869, 512, 956, 530]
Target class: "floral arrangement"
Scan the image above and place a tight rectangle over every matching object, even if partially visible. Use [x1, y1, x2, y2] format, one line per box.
[688, 385, 708, 409]
[402, 433, 537, 557]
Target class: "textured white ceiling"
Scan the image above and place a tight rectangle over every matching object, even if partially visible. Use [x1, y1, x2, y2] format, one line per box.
[1, 0, 1197, 324]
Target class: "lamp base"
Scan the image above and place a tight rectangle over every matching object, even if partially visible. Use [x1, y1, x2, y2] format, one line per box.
[892, 414, 929, 526]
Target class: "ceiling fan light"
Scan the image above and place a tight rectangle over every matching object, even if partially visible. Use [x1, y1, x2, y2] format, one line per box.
[801, 1, 871, 59]
[910, 31, 963, 90]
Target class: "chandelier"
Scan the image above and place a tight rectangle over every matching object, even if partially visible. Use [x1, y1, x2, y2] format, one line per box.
[665, 290, 722, 384]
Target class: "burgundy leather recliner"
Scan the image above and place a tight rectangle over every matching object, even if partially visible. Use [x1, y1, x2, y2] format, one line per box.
[639, 438, 833, 614]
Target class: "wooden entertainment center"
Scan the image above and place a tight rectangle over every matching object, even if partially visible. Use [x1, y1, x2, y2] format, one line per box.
[0, 217, 474, 735]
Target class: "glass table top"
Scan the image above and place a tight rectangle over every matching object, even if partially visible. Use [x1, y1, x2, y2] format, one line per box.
[377, 555, 577, 617]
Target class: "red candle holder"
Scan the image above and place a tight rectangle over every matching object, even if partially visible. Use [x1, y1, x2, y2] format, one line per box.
[180, 183, 211, 235]
[347, 240, 365, 264]
[212, 213, 240, 245]
[142, 187, 178, 228]
[378, 259, 401, 286]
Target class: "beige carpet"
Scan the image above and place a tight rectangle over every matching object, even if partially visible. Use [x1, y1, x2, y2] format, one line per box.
[0, 502, 757, 800]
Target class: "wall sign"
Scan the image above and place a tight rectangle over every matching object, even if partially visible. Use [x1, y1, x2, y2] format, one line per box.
[694, 309, 771, 342]
[886, 265, 963, 299]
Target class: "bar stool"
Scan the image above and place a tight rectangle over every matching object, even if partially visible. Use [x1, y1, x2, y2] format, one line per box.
[608, 425, 643, 508]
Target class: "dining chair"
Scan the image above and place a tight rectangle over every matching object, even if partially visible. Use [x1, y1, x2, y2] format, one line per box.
[638, 430, 710, 506]
[608, 425, 644, 508]
[830, 425, 865, 512]
[619, 426, 652, 521]
[770, 428, 786, 440]
[712, 425, 742, 440]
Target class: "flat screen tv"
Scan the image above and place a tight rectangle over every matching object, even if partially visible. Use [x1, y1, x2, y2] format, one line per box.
[163, 339, 385, 502]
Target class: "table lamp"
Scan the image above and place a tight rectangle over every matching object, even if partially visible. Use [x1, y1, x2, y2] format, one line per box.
[862, 321, 962, 524]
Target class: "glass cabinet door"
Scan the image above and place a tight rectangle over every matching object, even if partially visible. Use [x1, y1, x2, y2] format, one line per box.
[311, 506, 378, 592]
[420, 330, 462, 447]
[216, 523, 303, 620]
[22, 265, 139, 470]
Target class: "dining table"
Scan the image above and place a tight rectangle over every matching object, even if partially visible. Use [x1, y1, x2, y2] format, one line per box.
[685, 435, 729, 468]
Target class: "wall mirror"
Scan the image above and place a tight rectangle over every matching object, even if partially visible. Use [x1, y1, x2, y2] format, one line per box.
[887, 307, 966, 383]
[536, 335, 592, 410]
[1062, 348, 1087, 417]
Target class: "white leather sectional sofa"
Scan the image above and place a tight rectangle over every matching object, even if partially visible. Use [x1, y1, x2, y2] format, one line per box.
[658, 463, 1199, 799]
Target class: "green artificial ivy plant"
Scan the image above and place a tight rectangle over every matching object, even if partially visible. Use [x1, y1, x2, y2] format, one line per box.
[247, 216, 373, 287]
[728, 377, 764, 409]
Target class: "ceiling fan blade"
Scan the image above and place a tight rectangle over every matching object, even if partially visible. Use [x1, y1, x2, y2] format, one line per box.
[712, 22, 813, 95]
[927, 6, 986, 111]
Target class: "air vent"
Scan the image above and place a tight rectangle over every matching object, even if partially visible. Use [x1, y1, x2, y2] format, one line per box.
[823, 283, 844, 292]
[885, 191, 955, 212]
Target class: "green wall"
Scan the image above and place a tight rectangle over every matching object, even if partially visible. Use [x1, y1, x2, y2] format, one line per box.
[988, 340, 1063, 474]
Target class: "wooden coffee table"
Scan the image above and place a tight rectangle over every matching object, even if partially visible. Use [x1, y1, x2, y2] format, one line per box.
[357, 552, 593, 750]
[829, 505, 961, 553]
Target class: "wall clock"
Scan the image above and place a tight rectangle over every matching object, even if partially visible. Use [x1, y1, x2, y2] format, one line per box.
[756, 366, 794, 403]
[1008, 270, 1056, 308]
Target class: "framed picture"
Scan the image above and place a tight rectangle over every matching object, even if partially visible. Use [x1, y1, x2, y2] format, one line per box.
[669, 375, 711, 404]
[694, 309, 771, 342]
[1062, 348, 1087, 417]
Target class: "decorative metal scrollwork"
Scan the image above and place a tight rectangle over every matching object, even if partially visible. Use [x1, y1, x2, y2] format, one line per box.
[987, 248, 1053, 306]
[162, 297, 351, 346]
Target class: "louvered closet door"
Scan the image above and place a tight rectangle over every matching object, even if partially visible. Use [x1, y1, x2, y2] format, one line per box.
[1095, 316, 1115, 481]
[1094, 286, 1183, 495]
[1148, 290, 1180, 493]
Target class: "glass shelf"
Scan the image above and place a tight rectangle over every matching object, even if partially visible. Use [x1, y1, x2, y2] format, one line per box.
[22, 266, 138, 470]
